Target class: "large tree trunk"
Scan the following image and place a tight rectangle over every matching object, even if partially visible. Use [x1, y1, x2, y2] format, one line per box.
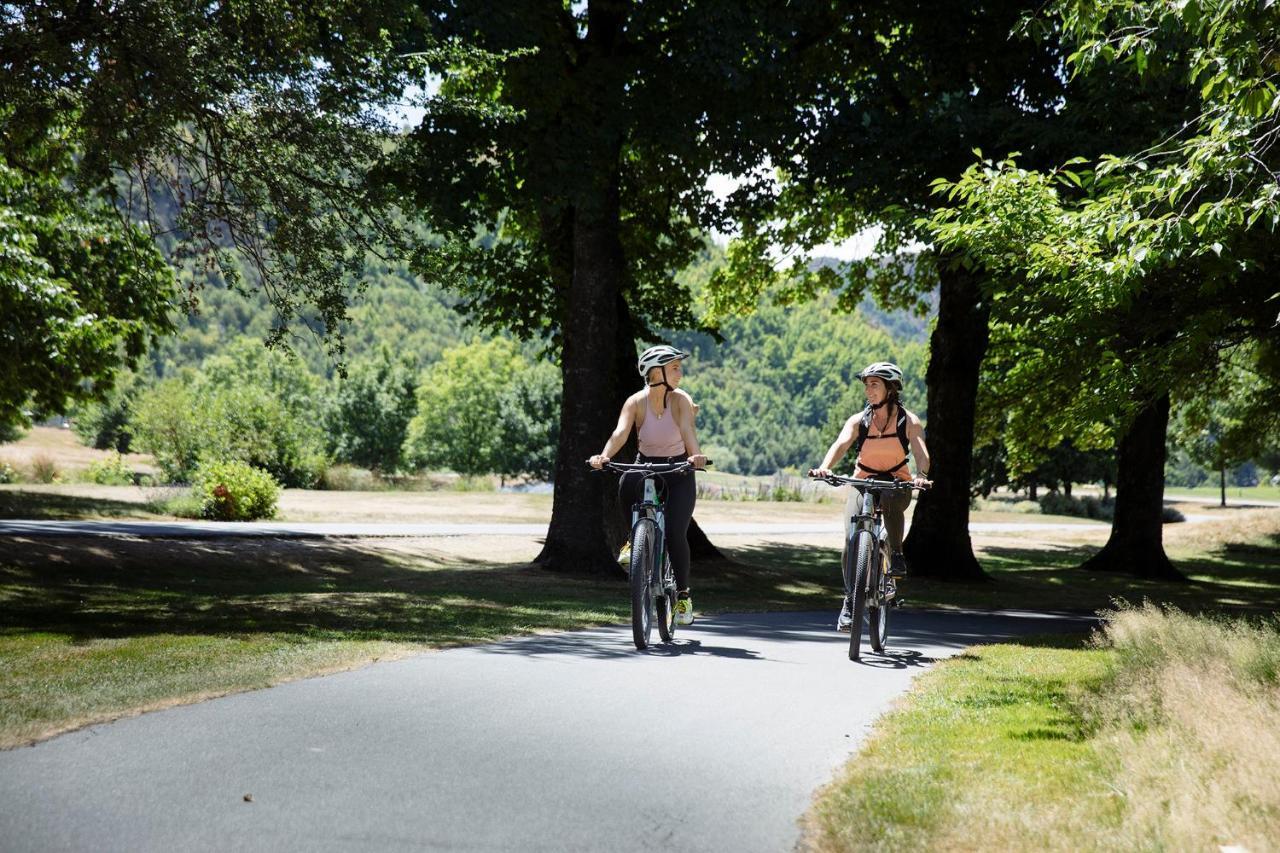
[902, 260, 989, 581]
[1080, 394, 1184, 580]
[535, 173, 627, 575]
[533, 2, 631, 575]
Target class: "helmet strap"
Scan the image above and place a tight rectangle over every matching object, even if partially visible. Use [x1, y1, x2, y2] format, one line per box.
[647, 365, 672, 411]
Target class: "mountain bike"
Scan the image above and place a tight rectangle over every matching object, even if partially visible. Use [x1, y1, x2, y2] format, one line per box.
[597, 460, 700, 650]
[809, 474, 931, 661]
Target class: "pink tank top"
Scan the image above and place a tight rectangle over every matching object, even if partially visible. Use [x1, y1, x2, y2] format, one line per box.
[637, 400, 685, 457]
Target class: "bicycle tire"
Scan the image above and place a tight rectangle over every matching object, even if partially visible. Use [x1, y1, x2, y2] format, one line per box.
[850, 530, 871, 661]
[656, 555, 676, 642]
[869, 543, 889, 653]
[631, 520, 655, 649]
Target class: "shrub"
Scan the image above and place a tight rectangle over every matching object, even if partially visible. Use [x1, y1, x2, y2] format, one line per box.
[1041, 492, 1186, 524]
[450, 475, 496, 492]
[0, 461, 18, 483]
[29, 454, 60, 484]
[193, 460, 280, 521]
[134, 379, 328, 487]
[1039, 491, 1114, 521]
[72, 370, 143, 452]
[84, 452, 134, 485]
[319, 464, 381, 491]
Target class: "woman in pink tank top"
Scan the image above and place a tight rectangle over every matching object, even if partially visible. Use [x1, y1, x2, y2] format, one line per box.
[589, 345, 707, 626]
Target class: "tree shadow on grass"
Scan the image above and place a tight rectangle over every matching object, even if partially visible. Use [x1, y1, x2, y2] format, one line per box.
[973, 540, 1280, 615]
[0, 490, 158, 520]
[0, 536, 627, 645]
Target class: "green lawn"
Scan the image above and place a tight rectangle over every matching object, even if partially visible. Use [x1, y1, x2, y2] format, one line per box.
[805, 637, 1118, 851]
[804, 604, 1280, 851]
[1163, 483, 1280, 502]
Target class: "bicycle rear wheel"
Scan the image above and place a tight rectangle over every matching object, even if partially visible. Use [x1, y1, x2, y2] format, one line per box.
[849, 530, 871, 661]
[630, 520, 656, 650]
[868, 544, 889, 654]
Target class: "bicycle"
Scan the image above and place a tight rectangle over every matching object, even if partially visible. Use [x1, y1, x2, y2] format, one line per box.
[595, 460, 702, 650]
[809, 473, 931, 661]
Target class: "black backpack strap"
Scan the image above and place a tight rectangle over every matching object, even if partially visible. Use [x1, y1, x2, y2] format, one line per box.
[853, 407, 872, 456]
[896, 406, 911, 456]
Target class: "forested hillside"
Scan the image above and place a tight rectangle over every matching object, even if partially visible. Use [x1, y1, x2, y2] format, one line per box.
[105, 243, 932, 478]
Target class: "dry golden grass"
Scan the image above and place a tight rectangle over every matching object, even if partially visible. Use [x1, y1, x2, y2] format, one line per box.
[1093, 605, 1280, 851]
[0, 426, 154, 477]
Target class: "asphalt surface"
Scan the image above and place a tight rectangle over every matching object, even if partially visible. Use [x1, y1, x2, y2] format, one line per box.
[0, 609, 1094, 853]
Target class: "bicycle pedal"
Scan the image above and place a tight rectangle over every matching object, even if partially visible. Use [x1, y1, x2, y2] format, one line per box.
[893, 597, 907, 608]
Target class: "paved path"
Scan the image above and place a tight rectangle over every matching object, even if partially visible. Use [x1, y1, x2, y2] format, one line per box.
[0, 518, 1118, 538]
[0, 609, 1092, 853]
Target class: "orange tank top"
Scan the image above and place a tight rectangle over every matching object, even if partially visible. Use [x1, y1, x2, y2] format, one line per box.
[854, 407, 912, 482]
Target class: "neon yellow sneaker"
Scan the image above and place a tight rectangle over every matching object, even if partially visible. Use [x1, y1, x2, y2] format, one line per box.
[675, 593, 695, 626]
[617, 542, 631, 569]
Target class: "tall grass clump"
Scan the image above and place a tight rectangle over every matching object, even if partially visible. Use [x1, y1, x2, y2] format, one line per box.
[1091, 603, 1280, 850]
[29, 453, 60, 483]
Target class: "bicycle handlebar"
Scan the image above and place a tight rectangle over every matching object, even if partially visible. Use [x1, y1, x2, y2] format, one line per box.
[807, 472, 931, 490]
[590, 460, 711, 474]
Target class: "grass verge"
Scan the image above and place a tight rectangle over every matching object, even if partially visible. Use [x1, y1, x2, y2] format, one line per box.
[803, 604, 1280, 851]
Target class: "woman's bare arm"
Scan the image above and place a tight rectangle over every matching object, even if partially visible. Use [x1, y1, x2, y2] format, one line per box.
[907, 414, 930, 481]
[811, 415, 859, 476]
[589, 396, 638, 468]
[673, 391, 707, 468]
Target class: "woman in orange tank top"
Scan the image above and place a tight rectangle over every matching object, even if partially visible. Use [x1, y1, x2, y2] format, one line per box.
[811, 362, 930, 586]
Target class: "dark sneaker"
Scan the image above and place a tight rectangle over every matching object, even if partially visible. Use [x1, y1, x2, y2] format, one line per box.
[836, 598, 853, 632]
[890, 552, 908, 577]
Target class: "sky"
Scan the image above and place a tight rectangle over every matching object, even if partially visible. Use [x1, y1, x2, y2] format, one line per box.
[387, 91, 877, 262]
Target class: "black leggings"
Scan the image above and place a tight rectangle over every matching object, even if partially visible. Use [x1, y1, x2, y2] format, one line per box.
[619, 466, 696, 590]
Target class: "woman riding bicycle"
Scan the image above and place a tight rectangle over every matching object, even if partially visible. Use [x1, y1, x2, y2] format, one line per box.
[810, 362, 930, 627]
[588, 345, 707, 626]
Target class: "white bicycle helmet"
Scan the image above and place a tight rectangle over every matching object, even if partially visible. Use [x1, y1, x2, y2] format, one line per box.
[857, 361, 904, 390]
[637, 345, 690, 379]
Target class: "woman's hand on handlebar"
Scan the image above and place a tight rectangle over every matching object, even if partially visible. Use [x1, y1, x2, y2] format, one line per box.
[587, 454, 610, 470]
[688, 454, 708, 470]
[808, 467, 833, 479]
[911, 476, 932, 489]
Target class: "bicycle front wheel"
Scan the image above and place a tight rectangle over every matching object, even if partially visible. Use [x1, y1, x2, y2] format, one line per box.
[630, 520, 656, 650]
[849, 530, 871, 661]
[869, 544, 889, 653]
